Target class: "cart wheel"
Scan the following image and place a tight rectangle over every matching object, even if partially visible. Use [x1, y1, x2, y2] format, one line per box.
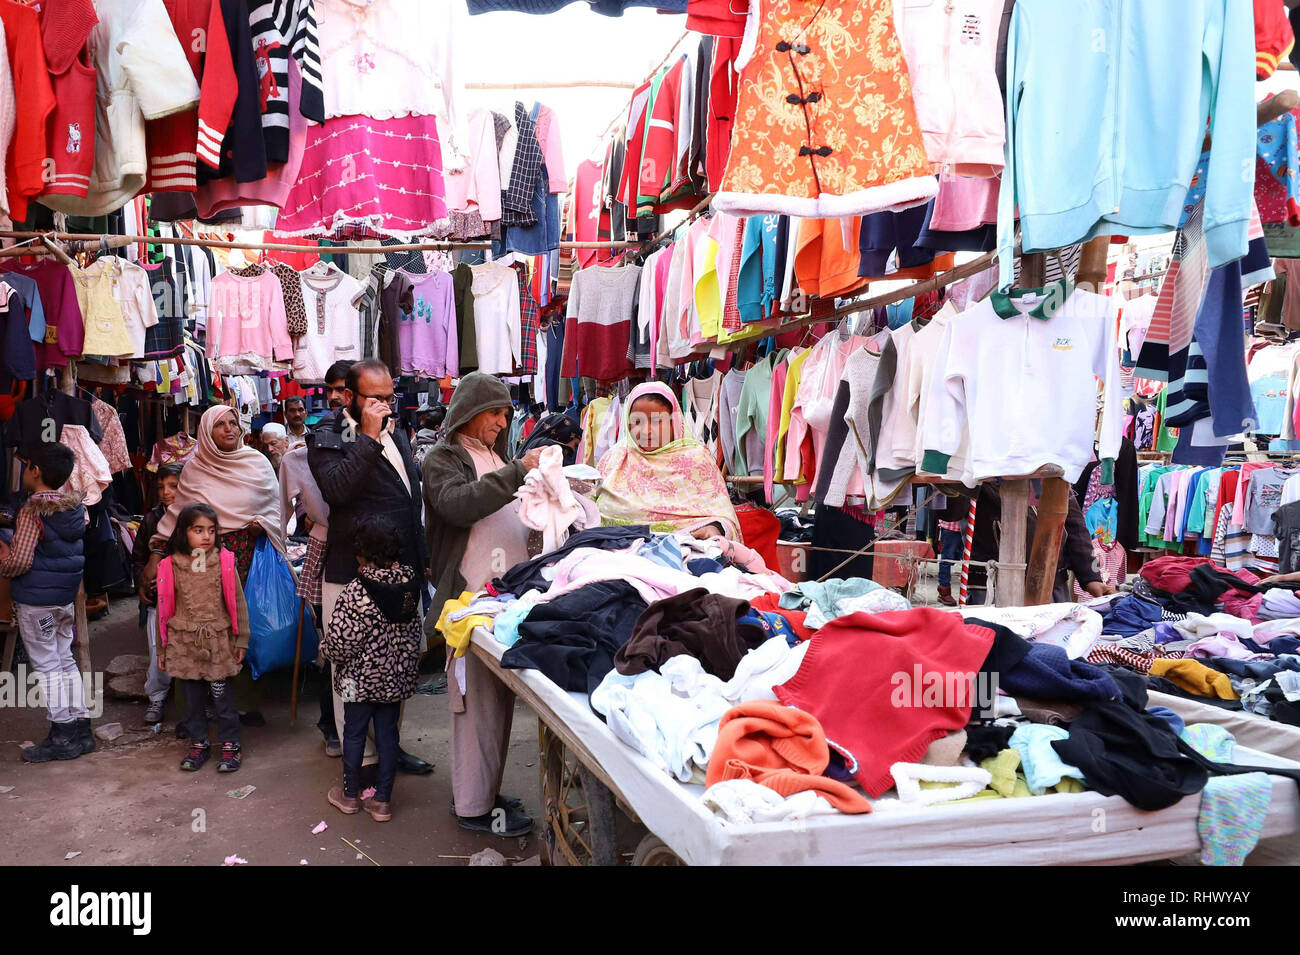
[632, 834, 683, 866]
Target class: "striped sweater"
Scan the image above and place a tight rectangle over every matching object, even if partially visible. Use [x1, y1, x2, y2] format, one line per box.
[248, 0, 325, 164]
[152, 0, 238, 191]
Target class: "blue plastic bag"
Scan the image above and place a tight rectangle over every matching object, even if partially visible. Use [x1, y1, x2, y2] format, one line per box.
[245, 536, 318, 680]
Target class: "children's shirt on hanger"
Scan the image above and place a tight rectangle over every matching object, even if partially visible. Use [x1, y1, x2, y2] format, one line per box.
[73, 258, 158, 359]
[469, 262, 523, 376]
[923, 282, 1122, 486]
[400, 270, 458, 379]
[206, 270, 293, 372]
[293, 265, 364, 383]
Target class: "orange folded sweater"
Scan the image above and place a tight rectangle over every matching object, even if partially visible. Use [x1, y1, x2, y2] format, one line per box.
[707, 700, 872, 814]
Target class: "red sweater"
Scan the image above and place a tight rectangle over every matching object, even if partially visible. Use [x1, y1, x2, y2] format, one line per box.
[0, 2, 55, 220]
[1256, 0, 1294, 79]
[687, 0, 747, 37]
[148, 0, 238, 190]
[775, 608, 995, 798]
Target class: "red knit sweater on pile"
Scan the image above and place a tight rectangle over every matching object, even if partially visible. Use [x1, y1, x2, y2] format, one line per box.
[775, 608, 995, 798]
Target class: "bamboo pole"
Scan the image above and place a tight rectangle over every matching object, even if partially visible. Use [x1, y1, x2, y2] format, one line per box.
[648, 193, 714, 247]
[0, 230, 640, 255]
[774, 247, 1001, 335]
[466, 81, 639, 90]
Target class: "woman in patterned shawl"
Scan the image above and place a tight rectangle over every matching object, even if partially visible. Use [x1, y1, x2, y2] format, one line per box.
[595, 382, 739, 540]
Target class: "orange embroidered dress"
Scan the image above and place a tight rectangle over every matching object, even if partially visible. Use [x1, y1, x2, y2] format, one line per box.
[714, 0, 938, 219]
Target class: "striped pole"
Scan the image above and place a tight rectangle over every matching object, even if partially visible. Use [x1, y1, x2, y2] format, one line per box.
[958, 497, 978, 607]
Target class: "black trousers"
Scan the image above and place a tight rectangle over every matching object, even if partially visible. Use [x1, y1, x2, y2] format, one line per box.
[810, 506, 875, 580]
[180, 678, 240, 744]
[316, 657, 337, 740]
[342, 701, 400, 802]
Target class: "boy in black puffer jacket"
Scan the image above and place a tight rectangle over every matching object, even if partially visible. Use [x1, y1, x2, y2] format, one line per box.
[322, 514, 422, 823]
[0, 443, 91, 762]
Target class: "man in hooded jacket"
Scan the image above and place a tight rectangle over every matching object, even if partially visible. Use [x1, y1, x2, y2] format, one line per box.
[423, 373, 541, 837]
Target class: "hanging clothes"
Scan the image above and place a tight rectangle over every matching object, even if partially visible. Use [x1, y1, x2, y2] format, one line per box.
[714, 0, 937, 219]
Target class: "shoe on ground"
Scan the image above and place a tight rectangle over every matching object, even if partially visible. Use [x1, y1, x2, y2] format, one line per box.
[396, 748, 433, 775]
[363, 798, 393, 822]
[450, 793, 525, 815]
[217, 742, 242, 772]
[143, 701, 165, 725]
[457, 804, 534, 838]
[180, 742, 210, 772]
[72, 718, 96, 755]
[328, 786, 360, 814]
[936, 585, 957, 607]
[323, 737, 342, 758]
[21, 722, 81, 763]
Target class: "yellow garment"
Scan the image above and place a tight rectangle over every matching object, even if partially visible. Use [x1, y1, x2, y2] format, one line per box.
[715, 318, 778, 347]
[73, 261, 135, 357]
[774, 347, 811, 481]
[434, 592, 489, 659]
[981, 749, 1022, 797]
[579, 397, 611, 467]
[1149, 658, 1239, 700]
[694, 233, 722, 341]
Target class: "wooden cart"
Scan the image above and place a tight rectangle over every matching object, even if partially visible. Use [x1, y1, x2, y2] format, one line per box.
[471, 627, 1300, 866]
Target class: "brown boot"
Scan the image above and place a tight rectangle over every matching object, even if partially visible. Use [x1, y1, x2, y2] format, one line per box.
[328, 786, 360, 814]
[937, 585, 957, 607]
[362, 797, 393, 822]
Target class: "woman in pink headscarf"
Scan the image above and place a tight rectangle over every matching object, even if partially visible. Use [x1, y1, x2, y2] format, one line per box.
[148, 405, 285, 584]
[595, 382, 740, 540]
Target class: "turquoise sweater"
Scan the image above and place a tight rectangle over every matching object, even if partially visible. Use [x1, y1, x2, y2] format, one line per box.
[997, 0, 1255, 286]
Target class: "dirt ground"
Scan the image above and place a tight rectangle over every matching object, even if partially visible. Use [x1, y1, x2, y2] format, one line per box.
[0, 599, 542, 867]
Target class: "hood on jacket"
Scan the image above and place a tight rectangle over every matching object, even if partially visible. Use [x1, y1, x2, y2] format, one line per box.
[442, 372, 513, 460]
[414, 428, 440, 446]
[26, 490, 86, 516]
[357, 564, 421, 624]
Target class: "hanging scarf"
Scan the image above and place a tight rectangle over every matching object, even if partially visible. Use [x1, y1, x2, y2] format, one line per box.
[595, 382, 740, 540]
[154, 405, 285, 556]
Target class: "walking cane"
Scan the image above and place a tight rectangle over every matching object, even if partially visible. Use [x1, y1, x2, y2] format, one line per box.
[290, 596, 306, 726]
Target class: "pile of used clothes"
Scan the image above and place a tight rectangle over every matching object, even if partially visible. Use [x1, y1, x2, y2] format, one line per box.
[1084, 556, 1300, 725]
[436, 533, 1300, 865]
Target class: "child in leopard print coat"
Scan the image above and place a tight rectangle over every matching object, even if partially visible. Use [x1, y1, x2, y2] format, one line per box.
[323, 514, 422, 822]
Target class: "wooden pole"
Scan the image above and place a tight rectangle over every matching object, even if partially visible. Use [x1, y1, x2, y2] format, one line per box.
[1076, 236, 1111, 291]
[1025, 476, 1070, 605]
[1018, 251, 1046, 289]
[290, 597, 306, 727]
[996, 482, 1029, 606]
[73, 583, 93, 714]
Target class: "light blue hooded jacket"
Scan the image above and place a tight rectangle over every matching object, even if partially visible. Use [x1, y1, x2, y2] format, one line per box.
[997, 0, 1255, 286]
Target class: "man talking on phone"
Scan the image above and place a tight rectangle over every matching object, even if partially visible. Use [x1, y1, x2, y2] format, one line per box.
[307, 358, 433, 777]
